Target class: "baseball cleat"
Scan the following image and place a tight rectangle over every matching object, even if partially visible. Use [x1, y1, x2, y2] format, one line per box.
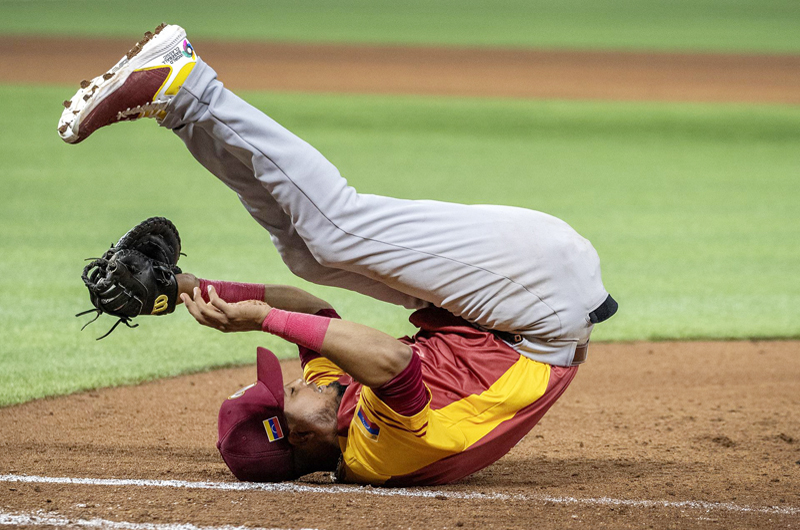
[57, 23, 197, 144]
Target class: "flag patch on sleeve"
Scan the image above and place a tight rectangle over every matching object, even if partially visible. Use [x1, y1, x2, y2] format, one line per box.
[263, 416, 284, 442]
[357, 408, 380, 441]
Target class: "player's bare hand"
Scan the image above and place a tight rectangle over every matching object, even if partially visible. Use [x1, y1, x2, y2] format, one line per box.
[181, 285, 272, 333]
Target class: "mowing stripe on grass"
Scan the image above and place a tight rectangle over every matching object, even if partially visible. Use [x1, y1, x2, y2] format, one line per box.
[1, 474, 797, 516]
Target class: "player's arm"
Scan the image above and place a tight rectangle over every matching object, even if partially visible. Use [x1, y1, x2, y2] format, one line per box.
[176, 273, 332, 315]
[181, 285, 412, 388]
[177, 275, 345, 383]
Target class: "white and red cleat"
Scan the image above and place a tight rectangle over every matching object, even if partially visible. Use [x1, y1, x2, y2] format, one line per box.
[58, 23, 197, 144]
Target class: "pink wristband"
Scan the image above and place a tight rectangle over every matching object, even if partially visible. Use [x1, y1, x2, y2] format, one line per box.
[262, 308, 331, 353]
[199, 279, 266, 304]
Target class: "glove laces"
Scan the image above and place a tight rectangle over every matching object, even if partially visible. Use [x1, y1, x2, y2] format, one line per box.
[75, 308, 140, 340]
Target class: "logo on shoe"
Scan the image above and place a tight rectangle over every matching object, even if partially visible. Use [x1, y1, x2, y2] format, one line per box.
[163, 47, 183, 64]
[182, 39, 195, 59]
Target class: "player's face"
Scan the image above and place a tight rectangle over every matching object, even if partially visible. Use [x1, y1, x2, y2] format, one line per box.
[282, 378, 340, 432]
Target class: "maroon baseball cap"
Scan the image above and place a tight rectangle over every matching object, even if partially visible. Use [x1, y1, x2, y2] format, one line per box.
[217, 347, 297, 482]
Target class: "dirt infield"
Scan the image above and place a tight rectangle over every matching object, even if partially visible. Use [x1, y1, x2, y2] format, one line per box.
[2, 35, 800, 103]
[2, 36, 800, 528]
[1, 342, 799, 529]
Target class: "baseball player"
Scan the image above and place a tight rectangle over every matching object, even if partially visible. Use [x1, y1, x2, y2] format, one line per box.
[59, 24, 617, 485]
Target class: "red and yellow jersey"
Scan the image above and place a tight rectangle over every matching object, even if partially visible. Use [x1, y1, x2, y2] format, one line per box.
[302, 307, 578, 486]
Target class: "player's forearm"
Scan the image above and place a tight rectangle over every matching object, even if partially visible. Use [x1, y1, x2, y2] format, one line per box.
[320, 319, 413, 388]
[262, 308, 412, 387]
[177, 273, 201, 300]
[176, 274, 332, 314]
[262, 284, 332, 315]
[183, 285, 412, 386]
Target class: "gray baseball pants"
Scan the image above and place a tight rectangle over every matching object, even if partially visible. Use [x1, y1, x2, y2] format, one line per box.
[161, 59, 610, 366]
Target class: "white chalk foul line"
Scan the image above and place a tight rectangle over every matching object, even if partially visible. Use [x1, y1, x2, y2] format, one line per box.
[0, 509, 317, 530]
[0, 474, 509, 501]
[534, 494, 800, 516]
[0, 474, 797, 517]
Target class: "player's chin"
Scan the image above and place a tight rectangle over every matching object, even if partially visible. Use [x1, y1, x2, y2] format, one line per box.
[325, 381, 347, 398]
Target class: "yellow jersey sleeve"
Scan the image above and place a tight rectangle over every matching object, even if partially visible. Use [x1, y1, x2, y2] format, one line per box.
[303, 357, 346, 386]
[340, 385, 446, 485]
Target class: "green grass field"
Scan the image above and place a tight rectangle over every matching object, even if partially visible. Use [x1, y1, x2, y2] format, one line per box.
[1, 0, 799, 53]
[1, 84, 798, 405]
[1, 0, 799, 407]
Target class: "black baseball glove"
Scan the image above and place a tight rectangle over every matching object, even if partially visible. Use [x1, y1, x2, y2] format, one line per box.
[78, 217, 183, 339]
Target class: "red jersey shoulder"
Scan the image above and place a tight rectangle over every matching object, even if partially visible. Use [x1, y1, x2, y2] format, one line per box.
[403, 307, 521, 410]
[337, 307, 521, 432]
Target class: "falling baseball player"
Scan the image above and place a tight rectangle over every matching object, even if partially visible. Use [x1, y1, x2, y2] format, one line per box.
[59, 24, 617, 486]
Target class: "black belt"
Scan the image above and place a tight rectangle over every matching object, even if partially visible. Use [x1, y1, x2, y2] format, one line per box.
[589, 294, 618, 324]
[491, 294, 617, 366]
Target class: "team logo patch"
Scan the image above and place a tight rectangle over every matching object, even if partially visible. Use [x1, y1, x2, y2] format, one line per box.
[263, 416, 284, 442]
[227, 382, 256, 400]
[182, 39, 195, 59]
[356, 408, 380, 441]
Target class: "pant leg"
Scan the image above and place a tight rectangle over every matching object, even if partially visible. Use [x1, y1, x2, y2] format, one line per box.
[172, 122, 428, 310]
[161, 59, 610, 365]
